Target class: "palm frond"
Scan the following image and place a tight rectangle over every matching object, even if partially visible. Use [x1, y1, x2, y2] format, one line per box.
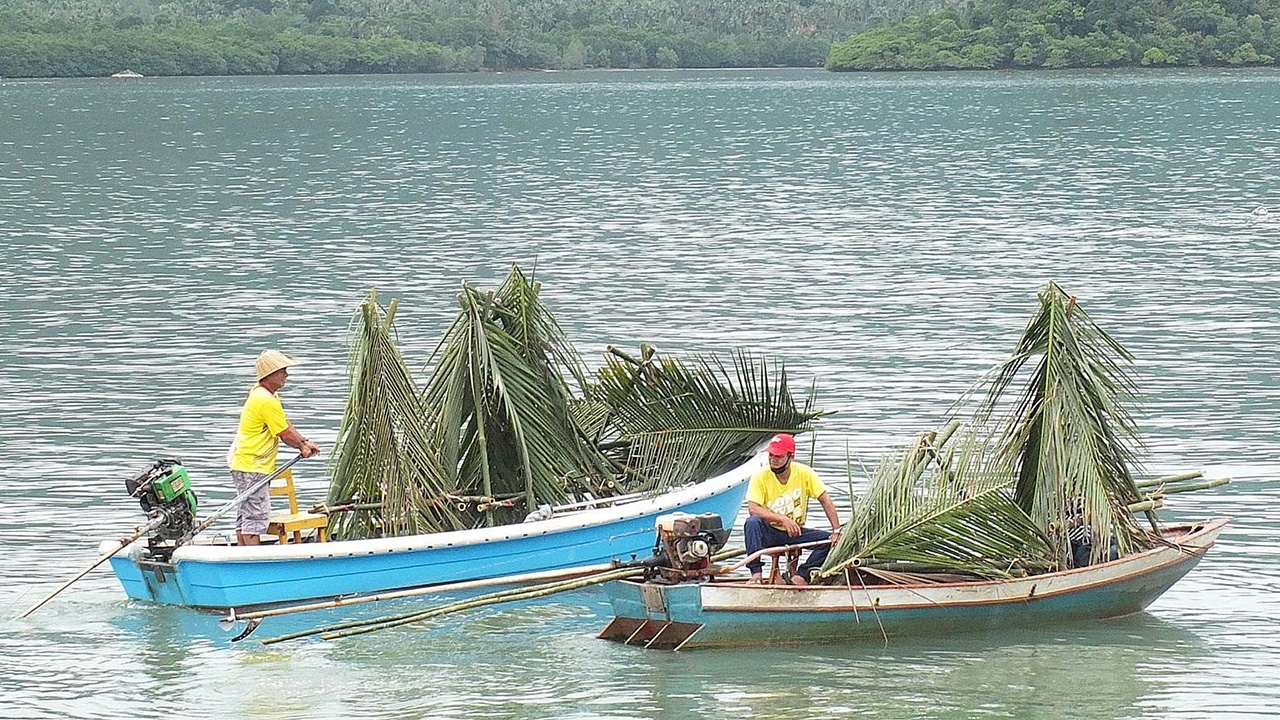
[326, 292, 468, 539]
[820, 424, 1055, 580]
[590, 346, 827, 492]
[975, 281, 1151, 565]
[421, 268, 618, 524]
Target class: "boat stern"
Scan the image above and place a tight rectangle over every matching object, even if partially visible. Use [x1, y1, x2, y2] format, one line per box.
[599, 580, 707, 650]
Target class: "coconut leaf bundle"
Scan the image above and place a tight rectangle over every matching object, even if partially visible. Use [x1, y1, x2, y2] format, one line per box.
[819, 423, 1056, 582]
[422, 267, 618, 526]
[326, 292, 468, 539]
[589, 344, 826, 492]
[975, 281, 1152, 566]
[820, 282, 1155, 580]
[327, 264, 826, 538]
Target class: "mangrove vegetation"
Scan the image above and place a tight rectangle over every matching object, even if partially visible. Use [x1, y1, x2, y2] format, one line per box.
[827, 0, 1280, 70]
[0, 0, 951, 77]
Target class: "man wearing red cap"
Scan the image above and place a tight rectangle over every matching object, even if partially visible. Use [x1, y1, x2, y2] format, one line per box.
[744, 433, 841, 585]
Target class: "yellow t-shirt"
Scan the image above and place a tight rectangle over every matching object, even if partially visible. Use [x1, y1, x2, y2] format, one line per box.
[746, 462, 826, 529]
[229, 385, 290, 473]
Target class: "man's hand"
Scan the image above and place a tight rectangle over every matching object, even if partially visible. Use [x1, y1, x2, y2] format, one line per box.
[782, 517, 802, 537]
[830, 529, 841, 545]
[300, 440, 321, 458]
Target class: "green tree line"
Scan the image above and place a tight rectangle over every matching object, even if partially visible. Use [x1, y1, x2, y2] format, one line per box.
[827, 0, 1280, 69]
[0, 0, 952, 77]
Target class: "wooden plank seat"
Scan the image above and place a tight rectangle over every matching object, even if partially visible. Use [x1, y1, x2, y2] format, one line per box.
[267, 468, 328, 544]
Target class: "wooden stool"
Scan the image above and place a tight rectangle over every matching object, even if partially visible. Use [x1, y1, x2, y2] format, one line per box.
[267, 468, 329, 544]
[766, 548, 803, 584]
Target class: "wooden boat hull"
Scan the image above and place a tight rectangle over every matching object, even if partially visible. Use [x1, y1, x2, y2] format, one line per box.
[601, 518, 1227, 649]
[105, 455, 760, 611]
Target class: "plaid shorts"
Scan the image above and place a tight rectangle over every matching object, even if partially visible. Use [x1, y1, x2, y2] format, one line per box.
[231, 470, 272, 535]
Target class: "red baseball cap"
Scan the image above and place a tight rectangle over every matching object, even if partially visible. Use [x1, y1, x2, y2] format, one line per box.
[766, 433, 796, 455]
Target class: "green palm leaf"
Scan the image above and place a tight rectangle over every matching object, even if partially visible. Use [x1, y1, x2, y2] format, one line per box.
[975, 281, 1151, 566]
[422, 267, 618, 525]
[590, 345, 827, 492]
[820, 424, 1054, 580]
[326, 292, 467, 539]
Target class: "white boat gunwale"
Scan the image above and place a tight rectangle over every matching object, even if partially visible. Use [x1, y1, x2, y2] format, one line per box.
[104, 453, 764, 562]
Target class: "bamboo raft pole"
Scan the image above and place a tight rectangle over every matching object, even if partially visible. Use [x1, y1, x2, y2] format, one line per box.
[257, 547, 747, 645]
[1128, 476, 1231, 514]
[221, 563, 616, 627]
[1136, 470, 1204, 489]
[1141, 477, 1231, 495]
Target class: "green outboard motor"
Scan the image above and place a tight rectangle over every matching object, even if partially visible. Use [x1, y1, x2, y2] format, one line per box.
[125, 459, 199, 552]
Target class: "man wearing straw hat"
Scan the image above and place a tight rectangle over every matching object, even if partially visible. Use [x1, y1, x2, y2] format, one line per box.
[228, 350, 321, 546]
[744, 433, 841, 586]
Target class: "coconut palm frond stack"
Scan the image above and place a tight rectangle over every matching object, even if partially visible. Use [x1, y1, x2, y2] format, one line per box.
[326, 292, 467, 539]
[591, 344, 824, 493]
[326, 264, 826, 539]
[820, 281, 1154, 583]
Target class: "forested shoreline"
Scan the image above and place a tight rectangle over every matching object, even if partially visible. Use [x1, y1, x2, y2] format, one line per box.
[3, 0, 1279, 77]
[0, 0, 942, 77]
[828, 0, 1280, 70]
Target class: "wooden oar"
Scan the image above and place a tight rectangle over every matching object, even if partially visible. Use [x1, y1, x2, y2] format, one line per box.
[17, 512, 169, 619]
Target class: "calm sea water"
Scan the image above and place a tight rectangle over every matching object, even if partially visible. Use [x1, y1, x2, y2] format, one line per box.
[1, 68, 1277, 719]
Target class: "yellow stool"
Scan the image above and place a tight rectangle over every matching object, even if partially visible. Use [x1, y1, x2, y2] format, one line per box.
[267, 468, 329, 544]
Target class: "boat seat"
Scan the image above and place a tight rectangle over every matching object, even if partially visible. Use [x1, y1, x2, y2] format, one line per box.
[267, 468, 328, 544]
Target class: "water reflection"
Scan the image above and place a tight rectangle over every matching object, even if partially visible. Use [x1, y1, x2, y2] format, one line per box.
[1, 69, 1278, 717]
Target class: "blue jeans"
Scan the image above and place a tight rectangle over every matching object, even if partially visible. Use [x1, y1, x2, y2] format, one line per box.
[744, 516, 833, 579]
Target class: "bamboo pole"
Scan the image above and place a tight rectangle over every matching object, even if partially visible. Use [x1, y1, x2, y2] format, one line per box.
[320, 568, 642, 641]
[1127, 499, 1164, 514]
[255, 546, 748, 645]
[223, 563, 615, 626]
[1135, 470, 1204, 489]
[1149, 477, 1231, 495]
[259, 566, 642, 645]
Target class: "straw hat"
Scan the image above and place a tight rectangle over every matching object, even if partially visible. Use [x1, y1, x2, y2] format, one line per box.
[255, 349, 297, 380]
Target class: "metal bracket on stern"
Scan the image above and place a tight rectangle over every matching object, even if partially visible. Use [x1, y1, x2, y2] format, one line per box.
[598, 617, 703, 650]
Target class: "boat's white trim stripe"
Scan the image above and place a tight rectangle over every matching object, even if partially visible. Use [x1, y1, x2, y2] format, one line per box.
[120, 453, 763, 563]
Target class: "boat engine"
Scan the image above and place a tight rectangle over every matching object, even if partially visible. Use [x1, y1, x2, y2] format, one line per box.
[125, 459, 199, 558]
[643, 512, 731, 583]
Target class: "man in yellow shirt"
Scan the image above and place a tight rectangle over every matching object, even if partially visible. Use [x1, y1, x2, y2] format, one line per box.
[744, 433, 841, 585]
[228, 349, 320, 546]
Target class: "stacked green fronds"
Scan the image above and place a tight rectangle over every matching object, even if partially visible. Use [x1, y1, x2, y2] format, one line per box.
[590, 344, 827, 492]
[326, 265, 824, 539]
[820, 282, 1153, 582]
[422, 266, 618, 526]
[820, 423, 1055, 581]
[976, 281, 1151, 566]
[326, 292, 467, 538]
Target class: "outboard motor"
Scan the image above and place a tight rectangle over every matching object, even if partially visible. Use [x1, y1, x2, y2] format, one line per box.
[124, 459, 199, 559]
[642, 512, 731, 583]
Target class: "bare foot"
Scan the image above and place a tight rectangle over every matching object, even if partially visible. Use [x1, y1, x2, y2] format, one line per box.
[789, 573, 809, 587]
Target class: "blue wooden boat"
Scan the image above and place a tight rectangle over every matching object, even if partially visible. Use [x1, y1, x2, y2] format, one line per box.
[104, 454, 760, 611]
[600, 518, 1227, 650]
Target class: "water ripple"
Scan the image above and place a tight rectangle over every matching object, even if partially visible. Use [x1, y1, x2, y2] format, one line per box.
[1, 68, 1278, 718]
